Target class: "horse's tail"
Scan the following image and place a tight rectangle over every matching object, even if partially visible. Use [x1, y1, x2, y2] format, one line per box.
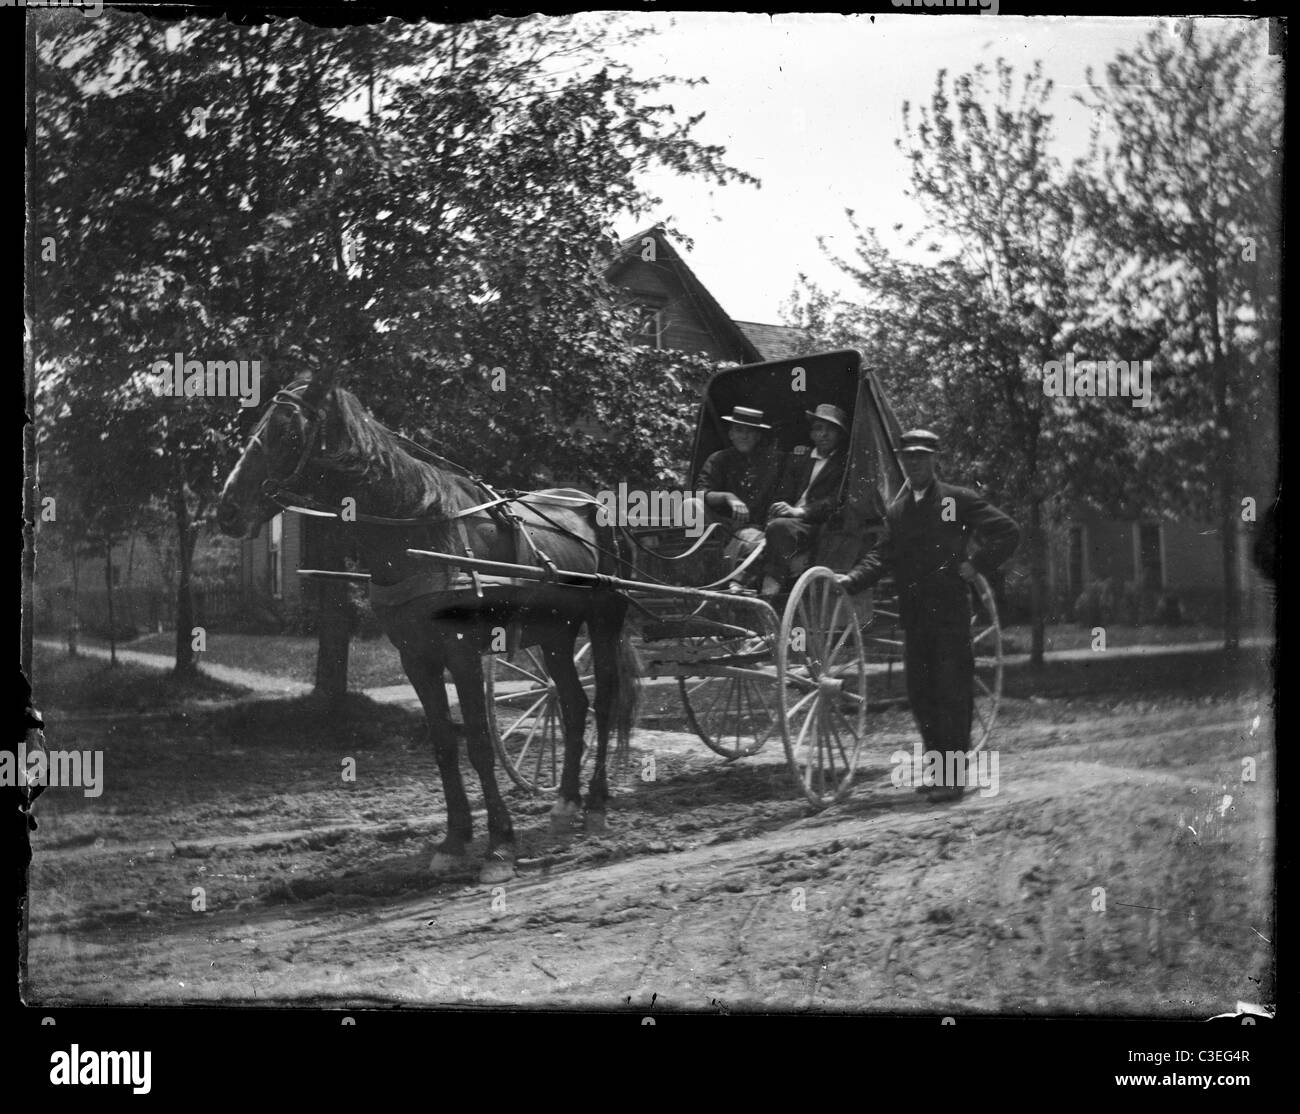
[595, 514, 641, 768]
[612, 626, 642, 770]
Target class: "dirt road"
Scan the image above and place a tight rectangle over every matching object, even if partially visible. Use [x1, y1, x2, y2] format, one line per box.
[25, 682, 1274, 1014]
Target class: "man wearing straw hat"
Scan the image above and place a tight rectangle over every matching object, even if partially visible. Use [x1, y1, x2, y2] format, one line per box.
[690, 405, 787, 574]
[759, 402, 851, 598]
[839, 429, 1019, 802]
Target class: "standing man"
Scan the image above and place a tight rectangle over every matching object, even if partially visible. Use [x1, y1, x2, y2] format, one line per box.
[761, 403, 850, 598]
[838, 429, 1020, 802]
[692, 406, 787, 574]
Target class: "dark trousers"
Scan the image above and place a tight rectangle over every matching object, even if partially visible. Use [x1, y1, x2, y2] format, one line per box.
[903, 619, 974, 786]
[763, 516, 815, 581]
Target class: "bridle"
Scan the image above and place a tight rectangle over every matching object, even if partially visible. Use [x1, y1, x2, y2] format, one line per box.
[248, 384, 325, 503]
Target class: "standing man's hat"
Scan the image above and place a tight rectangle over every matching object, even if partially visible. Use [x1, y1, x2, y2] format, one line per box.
[899, 429, 941, 454]
[721, 405, 772, 430]
[804, 403, 849, 432]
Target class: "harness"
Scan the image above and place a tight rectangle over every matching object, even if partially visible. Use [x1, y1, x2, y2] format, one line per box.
[252, 384, 596, 581]
[250, 383, 752, 601]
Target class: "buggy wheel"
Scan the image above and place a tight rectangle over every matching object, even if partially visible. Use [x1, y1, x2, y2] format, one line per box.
[677, 602, 781, 759]
[484, 640, 594, 793]
[968, 573, 1003, 754]
[777, 567, 868, 808]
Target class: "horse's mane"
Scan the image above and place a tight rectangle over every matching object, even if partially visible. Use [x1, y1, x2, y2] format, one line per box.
[301, 379, 476, 514]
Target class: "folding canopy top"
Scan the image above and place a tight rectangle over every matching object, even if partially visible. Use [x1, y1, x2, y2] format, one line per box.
[689, 348, 907, 521]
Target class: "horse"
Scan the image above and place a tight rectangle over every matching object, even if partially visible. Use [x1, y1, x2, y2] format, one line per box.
[216, 371, 640, 884]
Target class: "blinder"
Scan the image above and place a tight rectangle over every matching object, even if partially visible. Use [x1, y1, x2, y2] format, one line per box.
[253, 385, 326, 501]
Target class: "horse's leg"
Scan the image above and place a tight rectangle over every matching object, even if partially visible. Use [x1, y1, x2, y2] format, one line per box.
[401, 646, 474, 874]
[583, 600, 631, 832]
[540, 625, 590, 834]
[446, 642, 516, 884]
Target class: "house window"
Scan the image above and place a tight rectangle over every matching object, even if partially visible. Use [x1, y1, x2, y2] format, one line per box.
[633, 302, 667, 349]
[268, 512, 283, 599]
[1068, 525, 1086, 594]
[1138, 522, 1164, 590]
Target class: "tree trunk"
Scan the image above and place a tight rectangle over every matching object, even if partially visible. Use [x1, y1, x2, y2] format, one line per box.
[1028, 497, 1047, 667]
[1206, 270, 1240, 651]
[172, 476, 197, 676]
[314, 523, 352, 708]
[104, 536, 118, 667]
[69, 546, 80, 657]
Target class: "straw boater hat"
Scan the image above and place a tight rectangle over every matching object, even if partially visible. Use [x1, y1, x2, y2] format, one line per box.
[804, 403, 849, 432]
[721, 405, 772, 430]
[899, 429, 941, 454]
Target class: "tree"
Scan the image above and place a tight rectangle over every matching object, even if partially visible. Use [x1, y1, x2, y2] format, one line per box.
[789, 61, 1160, 664]
[33, 11, 754, 695]
[1073, 19, 1281, 649]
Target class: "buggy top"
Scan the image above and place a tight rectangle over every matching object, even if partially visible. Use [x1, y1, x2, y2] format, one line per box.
[689, 348, 907, 532]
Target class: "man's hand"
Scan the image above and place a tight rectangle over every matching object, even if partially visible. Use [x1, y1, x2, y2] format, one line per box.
[769, 501, 800, 519]
[836, 573, 856, 592]
[957, 560, 978, 583]
[725, 496, 750, 524]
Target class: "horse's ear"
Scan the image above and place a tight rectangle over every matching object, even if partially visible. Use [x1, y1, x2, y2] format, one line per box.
[302, 370, 332, 408]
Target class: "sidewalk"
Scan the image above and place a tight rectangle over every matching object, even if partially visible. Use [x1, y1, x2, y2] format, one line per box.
[35, 634, 1273, 715]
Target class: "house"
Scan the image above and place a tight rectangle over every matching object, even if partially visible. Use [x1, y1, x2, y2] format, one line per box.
[1048, 512, 1268, 625]
[35, 520, 241, 638]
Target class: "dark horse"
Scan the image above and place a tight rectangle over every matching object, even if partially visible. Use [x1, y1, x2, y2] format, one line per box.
[216, 372, 639, 883]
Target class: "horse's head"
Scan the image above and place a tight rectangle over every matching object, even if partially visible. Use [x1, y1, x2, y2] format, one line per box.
[217, 374, 332, 539]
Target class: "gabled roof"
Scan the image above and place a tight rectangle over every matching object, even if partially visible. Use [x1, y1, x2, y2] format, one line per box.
[733, 320, 810, 361]
[606, 227, 764, 364]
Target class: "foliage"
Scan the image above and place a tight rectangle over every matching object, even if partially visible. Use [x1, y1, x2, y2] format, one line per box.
[32, 11, 757, 677]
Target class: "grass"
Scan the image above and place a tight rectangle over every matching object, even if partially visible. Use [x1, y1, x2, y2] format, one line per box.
[63, 630, 408, 689]
[29, 644, 249, 713]
[1000, 621, 1270, 655]
[54, 622, 1273, 713]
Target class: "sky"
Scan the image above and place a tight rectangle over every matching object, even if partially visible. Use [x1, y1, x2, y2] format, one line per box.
[598, 12, 1262, 325]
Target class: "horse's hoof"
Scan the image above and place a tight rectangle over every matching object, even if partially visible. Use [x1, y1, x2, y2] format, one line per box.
[583, 811, 608, 834]
[429, 850, 470, 877]
[479, 853, 516, 885]
[549, 801, 582, 834]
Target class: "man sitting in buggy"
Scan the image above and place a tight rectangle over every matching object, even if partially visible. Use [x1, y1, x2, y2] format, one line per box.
[688, 405, 787, 578]
[758, 403, 849, 598]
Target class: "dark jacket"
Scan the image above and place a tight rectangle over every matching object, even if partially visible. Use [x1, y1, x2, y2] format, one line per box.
[842, 481, 1020, 627]
[772, 445, 848, 526]
[695, 442, 786, 519]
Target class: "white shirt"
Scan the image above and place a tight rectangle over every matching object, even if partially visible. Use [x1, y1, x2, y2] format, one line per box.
[911, 480, 936, 504]
[797, 449, 831, 508]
